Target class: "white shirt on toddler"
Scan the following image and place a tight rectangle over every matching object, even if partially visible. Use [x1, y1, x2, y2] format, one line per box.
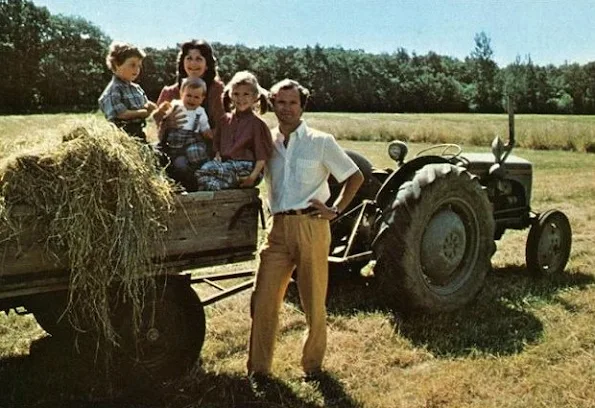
[172, 99, 210, 133]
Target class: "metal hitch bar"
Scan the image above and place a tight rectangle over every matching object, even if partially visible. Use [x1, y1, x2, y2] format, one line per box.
[190, 270, 256, 306]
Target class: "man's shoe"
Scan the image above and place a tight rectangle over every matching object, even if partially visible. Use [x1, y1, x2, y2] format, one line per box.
[302, 369, 325, 383]
[248, 372, 273, 395]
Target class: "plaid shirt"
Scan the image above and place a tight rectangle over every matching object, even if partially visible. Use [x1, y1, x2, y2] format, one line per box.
[98, 75, 148, 124]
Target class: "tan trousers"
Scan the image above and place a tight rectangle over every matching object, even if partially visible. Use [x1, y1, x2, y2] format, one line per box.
[247, 214, 331, 374]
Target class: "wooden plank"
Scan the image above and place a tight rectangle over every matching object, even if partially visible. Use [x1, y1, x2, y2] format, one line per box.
[0, 188, 261, 279]
[159, 189, 259, 257]
[0, 232, 67, 276]
[0, 281, 70, 300]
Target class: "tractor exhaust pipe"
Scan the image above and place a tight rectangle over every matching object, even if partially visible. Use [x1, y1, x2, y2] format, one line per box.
[491, 97, 516, 167]
[507, 96, 516, 149]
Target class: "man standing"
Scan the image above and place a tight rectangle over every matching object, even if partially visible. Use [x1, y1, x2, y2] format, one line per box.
[247, 79, 364, 379]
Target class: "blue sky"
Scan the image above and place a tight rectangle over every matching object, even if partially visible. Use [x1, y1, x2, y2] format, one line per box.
[32, 0, 595, 67]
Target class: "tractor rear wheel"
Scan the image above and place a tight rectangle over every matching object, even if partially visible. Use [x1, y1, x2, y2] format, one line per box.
[373, 164, 495, 312]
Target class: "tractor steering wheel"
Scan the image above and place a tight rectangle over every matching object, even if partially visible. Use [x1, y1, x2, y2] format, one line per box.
[415, 143, 462, 159]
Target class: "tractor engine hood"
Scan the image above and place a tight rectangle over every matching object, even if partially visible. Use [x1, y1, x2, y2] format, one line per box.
[460, 152, 533, 205]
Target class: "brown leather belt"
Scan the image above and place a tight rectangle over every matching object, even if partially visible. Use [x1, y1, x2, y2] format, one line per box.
[275, 207, 315, 216]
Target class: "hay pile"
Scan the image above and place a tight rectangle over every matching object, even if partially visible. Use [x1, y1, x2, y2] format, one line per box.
[0, 119, 174, 345]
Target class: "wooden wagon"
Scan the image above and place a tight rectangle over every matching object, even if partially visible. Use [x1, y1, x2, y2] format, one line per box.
[0, 188, 262, 380]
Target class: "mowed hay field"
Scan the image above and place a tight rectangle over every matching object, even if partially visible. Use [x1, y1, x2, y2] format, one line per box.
[0, 113, 594, 408]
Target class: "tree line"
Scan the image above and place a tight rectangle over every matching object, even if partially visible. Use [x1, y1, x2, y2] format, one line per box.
[2, 0, 595, 115]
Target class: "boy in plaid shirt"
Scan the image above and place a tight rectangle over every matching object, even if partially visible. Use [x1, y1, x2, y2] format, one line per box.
[98, 41, 157, 141]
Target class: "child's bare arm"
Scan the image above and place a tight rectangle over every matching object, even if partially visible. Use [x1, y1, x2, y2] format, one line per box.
[152, 101, 172, 122]
[117, 102, 157, 120]
[116, 109, 149, 120]
[250, 160, 266, 179]
[239, 159, 265, 187]
[145, 101, 158, 112]
[201, 129, 213, 140]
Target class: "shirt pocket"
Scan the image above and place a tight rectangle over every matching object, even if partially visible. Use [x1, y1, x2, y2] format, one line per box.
[296, 158, 322, 184]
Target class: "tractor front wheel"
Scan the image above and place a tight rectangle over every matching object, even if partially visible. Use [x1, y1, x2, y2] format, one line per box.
[525, 209, 572, 277]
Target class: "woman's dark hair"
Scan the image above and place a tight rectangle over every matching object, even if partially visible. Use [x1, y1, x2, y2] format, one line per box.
[176, 39, 219, 88]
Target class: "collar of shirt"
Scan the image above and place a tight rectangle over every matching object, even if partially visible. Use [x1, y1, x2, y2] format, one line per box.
[113, 75, 131, 86]
[272, 121, 306, 152]
[234, 108, 254, 118]
[273, 129, 285, 151]
[231, 109, 254, 129]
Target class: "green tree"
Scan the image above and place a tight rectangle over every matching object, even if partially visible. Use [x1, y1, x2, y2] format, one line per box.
[582, 61, 595, 113]
[544, 64, 574, 113]
[302, 45, 334, 110]
[3, 9, 593, 115]
[250, 46, 277, 90]
[560, 63, 588, 113]
[38, 14, 110, 111]
[140, 46, 177, 102]
[468, 31, 501, 112]
[0, 0, 51, 112]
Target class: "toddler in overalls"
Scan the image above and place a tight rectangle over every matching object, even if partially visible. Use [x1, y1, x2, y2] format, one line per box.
[158, 77, 212, 172]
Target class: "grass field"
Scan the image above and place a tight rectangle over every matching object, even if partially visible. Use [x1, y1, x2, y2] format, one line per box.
[1, 113, 594, 407]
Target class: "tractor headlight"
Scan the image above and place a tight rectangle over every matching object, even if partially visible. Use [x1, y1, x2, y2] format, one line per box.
[388, 141, 408, 164]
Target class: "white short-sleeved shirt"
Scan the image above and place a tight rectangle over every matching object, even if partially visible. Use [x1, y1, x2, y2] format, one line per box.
[172, 100, 210, 133]
[265, 121, 359, 214]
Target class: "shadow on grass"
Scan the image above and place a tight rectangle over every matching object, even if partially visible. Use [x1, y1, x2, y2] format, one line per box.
[0, 335, 151, 408]
[287, 267, 382, 316]
[288, 263, 595, 359]
[397, 265, 594, 357]
[0, 333, 361, 408]
[161, 369, 362, 408]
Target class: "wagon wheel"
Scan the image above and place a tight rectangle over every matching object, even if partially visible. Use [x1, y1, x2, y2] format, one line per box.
[115, 278, 206, 383]
[373, 163, 495, 312]
[29, 290, 77, 339]
[525, 209, 572, 277]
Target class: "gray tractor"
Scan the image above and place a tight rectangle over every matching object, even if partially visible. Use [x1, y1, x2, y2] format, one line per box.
[329, 108, 572, 312]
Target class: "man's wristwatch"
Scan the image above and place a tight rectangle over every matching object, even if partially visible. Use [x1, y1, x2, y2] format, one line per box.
[330, 206, 340, 216]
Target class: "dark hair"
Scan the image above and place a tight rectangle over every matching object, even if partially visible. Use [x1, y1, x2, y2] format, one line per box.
[106, 41, 145, 71]
[176, 39, 218, 88]
[222, 71, 269, 114]
[269, 79, 310, 109]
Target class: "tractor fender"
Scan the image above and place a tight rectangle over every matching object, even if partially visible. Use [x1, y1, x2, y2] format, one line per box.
[375, 155, 450, 211]
[329, 149, 383, 203]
